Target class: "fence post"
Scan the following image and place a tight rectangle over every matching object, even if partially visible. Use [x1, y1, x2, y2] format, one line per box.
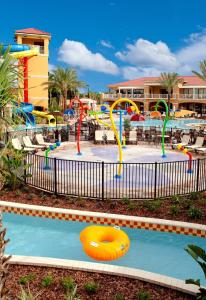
[24, 156, 27, 185]
[54, 157, 57, 195]
[102, 161, 104, 201]
[154, 162, 157, 199]
[196, 158, 200, 192]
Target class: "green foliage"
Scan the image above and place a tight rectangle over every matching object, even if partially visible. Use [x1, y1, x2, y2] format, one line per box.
[40, 274, 53, 288]
[1, 150, 32, 190]
[35, 117, 46, 125]
[185, 244, 206, 299]
[61, 277, 75, 291]
[27, 193, 34, 201]
[123, 118, 131, 131]
[121, 197, 130, 205]
[193, 60, 206, 81]
[19, 274, 36, 285]
[64, 285, 81, 300]
[115, 294, 125, 300]
[144, 199, 162, 212]
[136, 290, 151, 300]
[181, 199, 192, 209]
[159, 72, 183, 95]
[18, 285, 42, 300]
[56, 116, 64, 123]
[127, 202, 137, 211]
[170, 205, 180, 216]
[171, 195, 181, 204]
[188, 206, 203, 219]
[84, 281, 98, 295]
[190, 192, 201, 201]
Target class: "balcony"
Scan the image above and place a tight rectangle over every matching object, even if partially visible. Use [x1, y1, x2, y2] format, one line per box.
[179, 94, 206, 100]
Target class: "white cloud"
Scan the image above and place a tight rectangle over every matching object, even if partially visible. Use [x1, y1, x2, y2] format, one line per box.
[58, 39, 119, 75]
[48, 63, 56, 72]
[100, 40, 114, 49]
[116, 32, 206, 79]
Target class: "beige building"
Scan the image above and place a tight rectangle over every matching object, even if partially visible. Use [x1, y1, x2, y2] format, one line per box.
[15, 28, 51, 109]
[103, 76, 206, 115]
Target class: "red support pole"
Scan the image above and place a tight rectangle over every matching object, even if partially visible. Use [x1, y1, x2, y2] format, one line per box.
[23, 57, 29, 103]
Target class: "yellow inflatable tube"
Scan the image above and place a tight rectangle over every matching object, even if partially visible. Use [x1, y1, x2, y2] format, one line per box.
[80, 225, 130, 261]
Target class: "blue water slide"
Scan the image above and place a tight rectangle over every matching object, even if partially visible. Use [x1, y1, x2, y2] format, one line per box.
[16, 102, 36, 126]
[2, 44, 30, 53]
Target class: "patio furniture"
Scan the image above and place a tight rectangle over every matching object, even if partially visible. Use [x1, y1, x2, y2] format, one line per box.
[11, 138, 35, 152]
[105, 130, 115, 143]
[129, 130, 137, 144]
[172, 134, 190, 148]
[187, 136, 205, 151]
[22, 136, 45, 150]
[95, 130, 104, 143]
[196, 147, 206, 154]
[35, 134, 53, 147]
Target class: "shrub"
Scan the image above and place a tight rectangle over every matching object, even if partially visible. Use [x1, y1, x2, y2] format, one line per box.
[185, 244, 206, 299]
[144, 199, 162, 212]
[19, 274, 36, 285]
[64, 285, 81, 300]
[188, 206, 203, 219]
[61, 277, 75, 291]
[56, 116, 64, 123]
[190, 192, 200, 201]
[127, 202, 136, 211]
[84, 281, 98, 295]
[18, 285, 42, 300]
[171, 195, 181, 204]
[115, 293, 125, 300]
[170, 205, 180, 216]
[40, 274, 53, 287]
[121, 197, 130, 205]
[27, 193, 34, 201]
[181, 199, 192, 209]
[136, 289, 151, 300]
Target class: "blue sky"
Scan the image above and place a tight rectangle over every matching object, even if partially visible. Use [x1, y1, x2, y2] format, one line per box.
[1, 0, 206, 92]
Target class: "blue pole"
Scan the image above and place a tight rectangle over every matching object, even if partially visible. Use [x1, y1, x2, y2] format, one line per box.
[119, 110, 123, 144]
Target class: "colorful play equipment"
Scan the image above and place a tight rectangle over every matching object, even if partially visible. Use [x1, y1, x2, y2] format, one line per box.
[80, 225, 130, 261]
[155, 99, 169, 158]
[90, 98, 140, 178]
[176, 144, 193, 173]
[2, 44, 56, 127]
[150, 111, 162, 119]
[44, 142, 61, 170]
[130, 114, 145, 121]
[65, 97, 88, 155]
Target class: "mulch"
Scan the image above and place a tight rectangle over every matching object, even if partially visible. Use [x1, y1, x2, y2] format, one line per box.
[6, 264, 195, 300]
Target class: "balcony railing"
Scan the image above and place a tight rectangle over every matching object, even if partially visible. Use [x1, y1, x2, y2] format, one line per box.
[102, 93, 206, 101]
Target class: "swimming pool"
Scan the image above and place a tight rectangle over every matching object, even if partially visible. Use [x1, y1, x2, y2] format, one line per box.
[130, 118, 206, 130]
[3, 212, 206, 283]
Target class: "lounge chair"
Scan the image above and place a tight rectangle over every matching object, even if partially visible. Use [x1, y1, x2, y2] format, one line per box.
[129, 130, 137, 144]
[22, 136, 45, 150]
[11, 138, 35, 152]
[196, 147, 206, 154]
[172, 134, 190, 148]
[105, 131, 115, 143]
[35, 134, 53, 147]
[187, 136, 204, 151]
[95, 130, 104, 143]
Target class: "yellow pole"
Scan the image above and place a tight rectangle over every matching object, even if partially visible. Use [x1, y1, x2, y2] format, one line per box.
[109, 98, 140, 178]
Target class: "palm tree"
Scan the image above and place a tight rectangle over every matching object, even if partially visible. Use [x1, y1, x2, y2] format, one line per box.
[159, 72, 183, 115]
[192, 60, 206, 81]
[46, 67, 86, 111]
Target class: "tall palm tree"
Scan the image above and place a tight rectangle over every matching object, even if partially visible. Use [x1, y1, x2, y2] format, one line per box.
[192, 60, 206, 81]
[46, 67, 86, 111]
[159, 72, 183, 115]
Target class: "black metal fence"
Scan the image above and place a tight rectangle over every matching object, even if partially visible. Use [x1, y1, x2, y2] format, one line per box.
[25, 154, 206, 200]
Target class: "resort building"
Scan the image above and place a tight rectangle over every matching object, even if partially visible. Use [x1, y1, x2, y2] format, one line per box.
[103, 76, 206, 115]
[15, 28, 51, 109]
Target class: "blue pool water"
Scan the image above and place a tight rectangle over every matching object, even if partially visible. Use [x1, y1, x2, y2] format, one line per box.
[3, 213, 206, 283]
[130, 118, 206, 130]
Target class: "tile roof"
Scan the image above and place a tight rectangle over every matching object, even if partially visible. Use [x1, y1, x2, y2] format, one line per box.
[108, 76, 206, 88]
[15, 28, 50, 36]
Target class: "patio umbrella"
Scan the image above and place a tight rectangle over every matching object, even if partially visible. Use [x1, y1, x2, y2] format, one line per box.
[174, 110, 196, 118]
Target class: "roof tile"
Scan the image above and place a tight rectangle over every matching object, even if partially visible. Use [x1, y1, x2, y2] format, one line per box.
[15, 28, 50, 36]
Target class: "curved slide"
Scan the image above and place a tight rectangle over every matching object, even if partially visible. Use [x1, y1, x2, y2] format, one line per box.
[2, 44, 39, 59]
[32, 110, 56, 126]
[16, 102, 36, 126]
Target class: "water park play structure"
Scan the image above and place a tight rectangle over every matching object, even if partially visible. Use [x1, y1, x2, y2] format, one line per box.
[80, 225, 130, 261]
[2, 44, 56, 126]
[64, 97, 89, 155]
[155, 99, 169, 158]
[44, 141, 61, 170]
[176, 144, 193, 173]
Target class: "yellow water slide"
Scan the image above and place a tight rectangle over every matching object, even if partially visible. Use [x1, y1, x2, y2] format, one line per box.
[32, 110, 56, 126]
[10, 47, 39, 59]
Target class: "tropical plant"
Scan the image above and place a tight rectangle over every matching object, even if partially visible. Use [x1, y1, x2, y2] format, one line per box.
[60, 276, 75, 291]
[64, 285, 81, 300]
[18, 285, 42, 300]
[193, 60, 206, 81]
[124, 118, 131, 131]
[0, 149, 32, 190]
[159, 72, 183, 115]
[84, 281, 98, 295]
[46, 67, 86, 110]
[0, 212, 11, 300]
[185, 244, 206, 299]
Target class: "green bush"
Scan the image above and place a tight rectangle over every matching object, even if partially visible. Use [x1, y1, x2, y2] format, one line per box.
[61, 277, 75, 291]
[19, 274, 36, 285]
[121, 197, 130, 205]
[136, 290, 151, 300]
[170, 205, 180, 216]
[84, 281, 98, 295]
[190, 192, 201, 201]
[18, 285, 42, 300]
[127, 202, 136, 211]
[41, 274, 53, 288]
[144, 199, 162, 212]
[181, 199, 192, 209]
[64, 285, 81, 300]
[35, 116, 46, 125]
[56, 116, 64, 123]
[171, 195, 181, 204]
[115, 294, 125, 300]
[188, 206, 203, 219]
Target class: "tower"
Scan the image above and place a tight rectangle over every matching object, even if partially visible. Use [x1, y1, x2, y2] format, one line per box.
[15, 28, 51, 109]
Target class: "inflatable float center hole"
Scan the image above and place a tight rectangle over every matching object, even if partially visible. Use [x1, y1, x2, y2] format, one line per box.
[100, 234, 115, 243]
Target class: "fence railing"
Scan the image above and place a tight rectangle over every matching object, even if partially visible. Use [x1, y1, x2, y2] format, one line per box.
[25, 154, 206, 200]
